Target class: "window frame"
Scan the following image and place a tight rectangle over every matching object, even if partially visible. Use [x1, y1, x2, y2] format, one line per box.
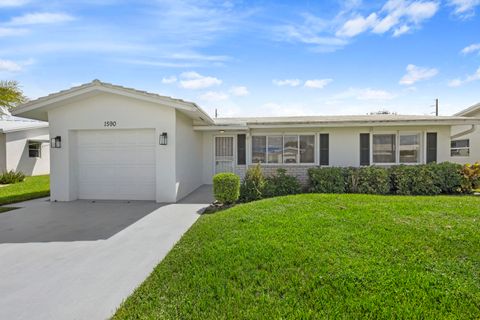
[250, 133, 316, 165]
[399, 132, 421, 164]
[371, 131, 422, 165]
[28, 142, 42, 158]
[450, 139, 470, 157]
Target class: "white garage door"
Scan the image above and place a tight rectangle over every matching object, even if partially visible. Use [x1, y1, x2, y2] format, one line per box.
[77, 129, 156, 200]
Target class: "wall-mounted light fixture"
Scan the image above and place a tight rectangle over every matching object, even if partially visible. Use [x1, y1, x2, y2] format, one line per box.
[219, 130, 225, 133]
[159, 132, 168, 145]
[50, 136, 61, 148]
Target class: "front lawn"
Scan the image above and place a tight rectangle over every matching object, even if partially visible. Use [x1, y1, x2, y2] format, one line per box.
[114, 194, 480, 319]
[0, 175, 50, 206]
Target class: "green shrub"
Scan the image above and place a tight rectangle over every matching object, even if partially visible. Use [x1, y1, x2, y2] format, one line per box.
[428, 162, 465, 194]
[0, 170, 25, 185]
[343, 167, 360, 193]
[357, 166, 390, 195]
[390, 165, 441, 195]
[213, 173, 240, 204]
[263, 168, 301, 198]
[240, 164, 265, 202]
[308, 167, 345, 193]
[462, 162, 480, 192]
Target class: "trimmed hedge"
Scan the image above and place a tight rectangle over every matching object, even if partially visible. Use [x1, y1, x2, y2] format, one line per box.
[357, 166, 390, 195]
[308, 162, 473, 196]
[264, 168, 301, 198]
[213, 173, 240, 204]
[308, 167, 345, 193]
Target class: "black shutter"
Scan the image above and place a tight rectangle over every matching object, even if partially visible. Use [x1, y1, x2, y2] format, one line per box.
[426, 132, 437, 163]
[319, 134, 329, 166]
[237, 134, 246, 165]
[360, 133, 370, 166]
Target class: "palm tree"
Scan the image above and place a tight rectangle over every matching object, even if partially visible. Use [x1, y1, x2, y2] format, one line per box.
[0, 80, 27, 110]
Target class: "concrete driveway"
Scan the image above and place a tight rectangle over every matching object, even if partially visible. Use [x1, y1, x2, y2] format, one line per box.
[0, 188, 210, 320]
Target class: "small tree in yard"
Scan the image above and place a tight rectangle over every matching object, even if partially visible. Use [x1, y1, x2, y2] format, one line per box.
[0, 80, 27, 111]
[213, 173, 240, 205]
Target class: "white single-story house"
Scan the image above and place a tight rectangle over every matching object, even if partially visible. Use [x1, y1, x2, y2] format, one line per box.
[0, 107, 50, 176]
[12, 80, 480, 203]
[450, 103, 480, 164]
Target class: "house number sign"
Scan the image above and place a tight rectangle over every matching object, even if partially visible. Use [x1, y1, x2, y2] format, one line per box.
[104, 121, 117, 127]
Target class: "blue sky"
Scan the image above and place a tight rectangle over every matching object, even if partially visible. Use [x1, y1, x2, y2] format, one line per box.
[0, 0, 479, 117]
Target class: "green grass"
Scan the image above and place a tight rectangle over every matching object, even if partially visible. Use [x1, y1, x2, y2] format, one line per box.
[0, 175, 50, 206]
[114, 194, 480, 319]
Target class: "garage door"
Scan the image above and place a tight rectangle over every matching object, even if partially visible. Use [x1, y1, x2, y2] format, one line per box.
[77, 129, 156, 200]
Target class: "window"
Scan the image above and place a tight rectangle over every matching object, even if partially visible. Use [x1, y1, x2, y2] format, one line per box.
[372, 134, 396, 163]
[267, 136, 283, 163]
[28, 142, 42, 158]
[399, 134, 420, 163]
[251, 135, 315, 164]
[300, 135, 315, 163]
[283, 136, 298, 163]
[451, 139, 469, 157]
[252, 136, 266, 163]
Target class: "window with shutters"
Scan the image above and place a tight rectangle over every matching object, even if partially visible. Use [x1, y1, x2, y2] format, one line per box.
[251, 135, 315, 164]
[372, 132, 422, 164]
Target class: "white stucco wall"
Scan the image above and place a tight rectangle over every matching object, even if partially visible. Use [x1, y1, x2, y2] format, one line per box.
[4, 127, 50, 176]
[450, 109, 480, 164]
[0, 133, 6, 173]
[48, 92, 177, 202]
[201, 125, 453, 184]
[175, 111, 203, 201]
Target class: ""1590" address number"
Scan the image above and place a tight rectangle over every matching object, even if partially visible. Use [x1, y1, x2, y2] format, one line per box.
[104, 121, 117, 127]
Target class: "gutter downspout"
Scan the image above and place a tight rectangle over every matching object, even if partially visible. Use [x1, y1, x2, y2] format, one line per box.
[450, 125, 477, 140]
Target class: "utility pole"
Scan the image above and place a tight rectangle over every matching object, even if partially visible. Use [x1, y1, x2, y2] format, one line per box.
[215, 108, 218, 118]
[435, 98, 439, 116]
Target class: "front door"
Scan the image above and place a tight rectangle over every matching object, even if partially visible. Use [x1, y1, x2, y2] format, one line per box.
[215, 136, 234, 174]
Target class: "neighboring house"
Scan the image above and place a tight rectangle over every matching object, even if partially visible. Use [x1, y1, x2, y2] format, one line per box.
[0, 107, 49, 176]
[12, 80, 480, 203]
[450, 103, 480, 164]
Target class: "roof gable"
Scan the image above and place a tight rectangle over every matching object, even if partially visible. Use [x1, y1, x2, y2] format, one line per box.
[455, 102, 480, 117]
[12, 80, 213, 124]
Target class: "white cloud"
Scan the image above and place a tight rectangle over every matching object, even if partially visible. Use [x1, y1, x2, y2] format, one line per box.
[393, 24, 410, 36]
[338, 0, 439, 38]
[229, 86, 249, 96]
[272, 79, 301, 87]
[0, 59, 22, 72]
[8, 12, 75, 26]
[304, 78, 333, 89]
[448, 67, 480, 87]
[449, 0, 480, 17]
[179, 71, 222, 89]
[0, 27, 28, 37]
[199, 91, 229, 102]
[161, 76, 177, 84]
[461, 43, 480, 54]
[336, 13, 378, 37]
[0, 0, 29, 7]
[274, 13, 347, 52]
[399, 64, 438, 85]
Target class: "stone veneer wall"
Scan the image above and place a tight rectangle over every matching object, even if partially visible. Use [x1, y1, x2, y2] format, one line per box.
[235, 165, 316, 186]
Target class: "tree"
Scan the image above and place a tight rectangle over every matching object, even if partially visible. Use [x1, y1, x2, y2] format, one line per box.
[0, 80, 27, 110]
